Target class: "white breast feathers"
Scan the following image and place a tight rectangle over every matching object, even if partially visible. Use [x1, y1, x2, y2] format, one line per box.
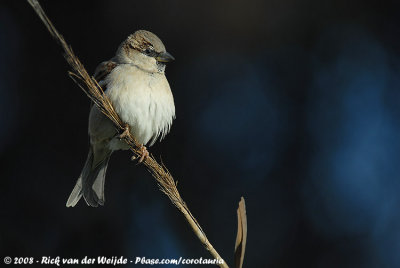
[105, 64, 175, 148]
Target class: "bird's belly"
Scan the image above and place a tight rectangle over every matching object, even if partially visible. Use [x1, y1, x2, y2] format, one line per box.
[106, 69, 175, 148]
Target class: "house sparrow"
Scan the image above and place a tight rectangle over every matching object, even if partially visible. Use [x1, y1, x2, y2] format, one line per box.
[66, 30, 175, 207]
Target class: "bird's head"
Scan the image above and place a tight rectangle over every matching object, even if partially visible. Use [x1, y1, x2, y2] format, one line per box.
[116, 30, 174, 73]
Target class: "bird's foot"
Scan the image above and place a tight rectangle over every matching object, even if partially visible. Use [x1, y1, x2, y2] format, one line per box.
[131, 144, 149, 163]
[119, 124, 130, 139]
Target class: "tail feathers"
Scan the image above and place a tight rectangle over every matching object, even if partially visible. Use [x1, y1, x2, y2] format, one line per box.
[66, 177, 83, 207]
[82, 155, 110, 207]
[66, 146, 111, 207]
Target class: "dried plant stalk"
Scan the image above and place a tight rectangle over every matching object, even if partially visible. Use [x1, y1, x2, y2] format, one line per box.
[234, 197, 247, 268]
[27, 0, 229, 267]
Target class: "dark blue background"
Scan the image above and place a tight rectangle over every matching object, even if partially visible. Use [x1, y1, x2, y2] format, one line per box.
[1, 0, 400, 267]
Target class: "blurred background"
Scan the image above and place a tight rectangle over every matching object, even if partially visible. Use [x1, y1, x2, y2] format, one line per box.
[1, 0, 400, 267]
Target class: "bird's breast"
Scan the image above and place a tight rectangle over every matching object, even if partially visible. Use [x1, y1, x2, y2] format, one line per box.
[105, 65, 175, 147]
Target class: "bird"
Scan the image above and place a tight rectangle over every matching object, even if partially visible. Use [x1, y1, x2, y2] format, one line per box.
[66, 30, 175, 207]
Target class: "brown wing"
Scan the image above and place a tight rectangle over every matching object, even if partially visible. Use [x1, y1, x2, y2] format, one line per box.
[90, 60, 117, 108]
[93, 60, 117, 83]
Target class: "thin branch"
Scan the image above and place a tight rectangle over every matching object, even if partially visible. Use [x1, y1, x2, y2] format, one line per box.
[27, 0, 229, 267]
[234, 197, 247, 268]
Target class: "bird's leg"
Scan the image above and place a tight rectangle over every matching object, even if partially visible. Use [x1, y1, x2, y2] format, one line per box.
[138, 145, 149, 163]
[131, 144, 149, 163]
[119, 124, 130, 139]
[119, 124, 148, 163]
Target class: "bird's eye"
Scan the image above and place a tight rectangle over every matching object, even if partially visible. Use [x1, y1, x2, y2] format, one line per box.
[144, 46, 155, 55]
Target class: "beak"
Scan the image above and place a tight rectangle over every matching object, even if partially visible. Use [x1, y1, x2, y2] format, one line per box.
[156, 51, 175, 63]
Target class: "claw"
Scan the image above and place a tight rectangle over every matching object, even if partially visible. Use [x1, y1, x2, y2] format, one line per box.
[119, 124, 130, 139]
[131, 145, 149, 163]
[138, 145, 149, 163]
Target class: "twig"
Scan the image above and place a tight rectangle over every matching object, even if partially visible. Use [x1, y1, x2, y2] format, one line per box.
[27, 0, 230, 267]
[234, 197, 247, 268]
